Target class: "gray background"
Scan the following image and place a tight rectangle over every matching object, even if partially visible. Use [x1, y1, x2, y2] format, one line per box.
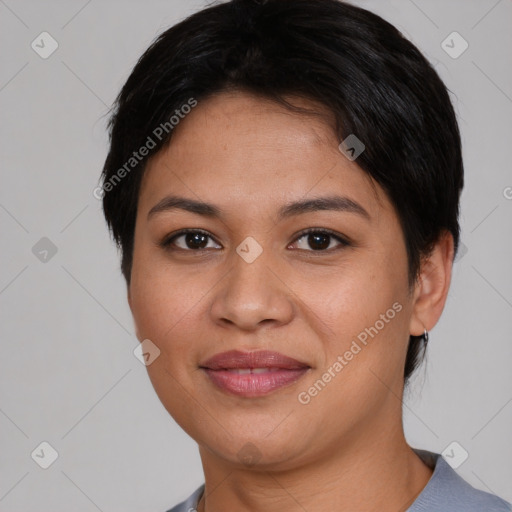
[1, 0, 511, 510]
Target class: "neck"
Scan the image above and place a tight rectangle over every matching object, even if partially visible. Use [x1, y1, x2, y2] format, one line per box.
[196, 413, 433, 512]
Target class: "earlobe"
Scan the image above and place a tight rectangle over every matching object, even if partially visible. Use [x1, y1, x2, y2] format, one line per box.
[409, 231, 454, 337]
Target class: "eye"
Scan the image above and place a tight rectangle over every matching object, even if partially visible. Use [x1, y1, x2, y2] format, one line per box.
[160, 229, 221, 251]
[160, 228, 350, 253]
[289, 228, 350, 252]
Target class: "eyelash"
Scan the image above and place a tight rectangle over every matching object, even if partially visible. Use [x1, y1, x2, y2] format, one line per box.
[159, 228, 350, 253]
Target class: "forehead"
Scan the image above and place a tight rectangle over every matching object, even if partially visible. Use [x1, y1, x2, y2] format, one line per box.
[138, 91, 386, 220]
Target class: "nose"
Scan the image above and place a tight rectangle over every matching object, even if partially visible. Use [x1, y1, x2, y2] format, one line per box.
[209, 247, 294, 331]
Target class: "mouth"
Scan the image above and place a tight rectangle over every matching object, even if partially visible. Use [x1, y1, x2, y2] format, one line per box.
[199, 350, 311, 397]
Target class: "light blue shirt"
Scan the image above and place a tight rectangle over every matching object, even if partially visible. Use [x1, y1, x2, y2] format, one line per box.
[166, 449, 511, 511]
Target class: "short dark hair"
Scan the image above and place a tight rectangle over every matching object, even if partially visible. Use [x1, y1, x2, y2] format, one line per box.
[101, 0, 464, 383]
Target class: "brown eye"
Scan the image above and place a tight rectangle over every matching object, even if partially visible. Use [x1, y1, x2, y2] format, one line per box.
[291, 229, 349, 252]
[161, 230, 221, 251]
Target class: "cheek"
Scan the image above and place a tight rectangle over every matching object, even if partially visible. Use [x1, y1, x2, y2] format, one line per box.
[129, 275, 178, 341]
[302, 254, 410, 374]
[129, 239, 199, 339]
[130, 283, 211, 369]
[301, 263, 401, 332]
[298, 272, 410, 423]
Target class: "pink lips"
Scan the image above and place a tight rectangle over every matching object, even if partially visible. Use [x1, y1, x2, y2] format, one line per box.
[200, 350, 310, 397]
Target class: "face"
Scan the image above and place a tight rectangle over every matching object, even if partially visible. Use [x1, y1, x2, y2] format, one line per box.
[129, 91, 420, 469]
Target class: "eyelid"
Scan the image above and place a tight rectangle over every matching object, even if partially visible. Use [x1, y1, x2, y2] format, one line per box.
[160, 227, 350, 252]
[290, 227, 351, 250]
[160, 228, 221, 249]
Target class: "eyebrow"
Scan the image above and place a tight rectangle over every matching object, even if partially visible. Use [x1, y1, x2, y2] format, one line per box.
[147, 194, 370, 221]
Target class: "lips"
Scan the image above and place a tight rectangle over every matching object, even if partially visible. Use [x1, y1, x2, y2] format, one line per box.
[200, 350, 310, 397]
[200, 350, 309, 370]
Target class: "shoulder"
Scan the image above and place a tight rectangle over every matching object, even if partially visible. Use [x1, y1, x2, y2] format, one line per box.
[164, 484, 204, 512]
[409, 449, 512, 512]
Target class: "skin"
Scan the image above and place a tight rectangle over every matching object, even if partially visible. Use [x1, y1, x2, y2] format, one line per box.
[128, 91, 454, 512]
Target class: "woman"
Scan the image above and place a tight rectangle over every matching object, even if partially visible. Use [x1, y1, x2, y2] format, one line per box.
[100, 0, 511, 510]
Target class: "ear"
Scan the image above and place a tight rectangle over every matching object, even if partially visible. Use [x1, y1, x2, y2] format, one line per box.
[409, 231, 454, 336]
